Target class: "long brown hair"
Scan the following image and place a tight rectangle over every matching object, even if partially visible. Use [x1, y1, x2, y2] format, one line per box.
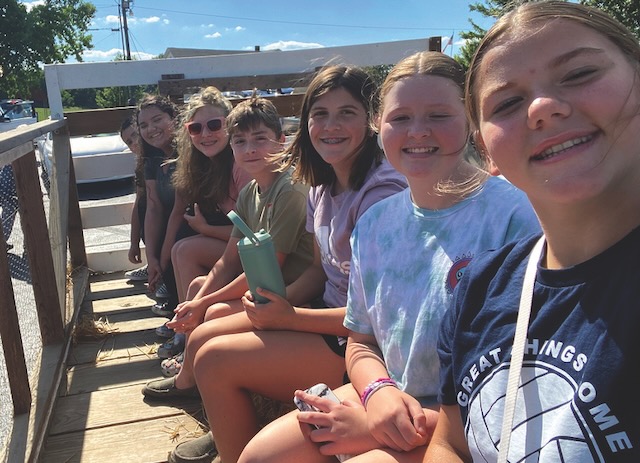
[284, 65, 383, 189]
[135, 93, 178, 158]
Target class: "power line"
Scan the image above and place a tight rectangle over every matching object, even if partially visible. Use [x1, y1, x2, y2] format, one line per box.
[132, 5, 458, 32]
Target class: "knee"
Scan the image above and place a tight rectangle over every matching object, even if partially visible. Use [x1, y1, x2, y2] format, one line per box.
[189, 275, 206, 294]
[204, 302, 230, 321]
[192, 339, 224, 384]
[171, 241, 183, 264]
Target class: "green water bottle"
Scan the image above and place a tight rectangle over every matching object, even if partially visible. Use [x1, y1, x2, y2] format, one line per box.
[227, 211, 286, 304]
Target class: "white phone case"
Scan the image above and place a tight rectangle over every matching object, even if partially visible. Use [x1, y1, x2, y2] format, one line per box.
[294, 383, 340, 413]
[294, 383, 349, 463]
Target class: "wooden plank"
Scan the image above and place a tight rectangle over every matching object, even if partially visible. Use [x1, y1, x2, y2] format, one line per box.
[0, 139, 32, 167]
[0, 216, 31, 414]
[48, 126, 72, 313]
[64, 107, 135, 137]
[45, 38, 429, 91]
[13, 150, 65, 344]
[4, 342, 65, 463]
[85, 283, 150, 302]
[64, 353, 172, 395]
[49, 382, 202, 435]
[89, 274, 145, 291]
[87, 247, 148, 274]
[67, 327, 161, 366]
[158, 72, 315, 96]
[41, 413, 207, 463]
[90, 293, 154, 313]
[80, 200, 134, 229]
[67, 150, 87, 270]
[0, 119, 65, 158]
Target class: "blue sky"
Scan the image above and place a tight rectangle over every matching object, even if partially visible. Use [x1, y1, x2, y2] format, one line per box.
[22, 0, 495, 62]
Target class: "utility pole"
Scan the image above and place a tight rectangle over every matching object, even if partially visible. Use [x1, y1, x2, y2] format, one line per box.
[122, 0, 132, 60]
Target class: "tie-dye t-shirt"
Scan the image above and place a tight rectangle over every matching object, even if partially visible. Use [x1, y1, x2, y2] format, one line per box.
[344, 176, 540, 405]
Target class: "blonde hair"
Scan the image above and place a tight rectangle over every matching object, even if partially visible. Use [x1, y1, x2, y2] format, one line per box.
[379, 51, 489, 198]
[172, 86, 236, 211]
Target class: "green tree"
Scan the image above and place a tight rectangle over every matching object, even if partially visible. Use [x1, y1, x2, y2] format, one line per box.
[455, 0, 513, 69]
[581, 0, 640, 37]
[0, 0, 95, 98]
[93, 53, 154, 108]
[363, 64, 394, 90]
[456, 0, 640, 69]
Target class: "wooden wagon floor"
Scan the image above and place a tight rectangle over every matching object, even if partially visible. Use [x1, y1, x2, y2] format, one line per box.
[40, 272, 207, 463]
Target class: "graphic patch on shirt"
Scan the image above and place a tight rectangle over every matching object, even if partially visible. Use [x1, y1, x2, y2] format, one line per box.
[316, 225, 350, 275]
[463, 360, 632, 461]
[446, 255, 472, 294]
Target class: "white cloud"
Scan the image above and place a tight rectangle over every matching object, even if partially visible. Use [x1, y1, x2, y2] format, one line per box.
[141, 16, 160, 24]
[21, 1, 44, 12]
[262, 41, 323, 51]
[205, 32, 222, 39]
[82, 48, 123, 61]
[80, 48, 156, 62]
[235, 26, 245, 32]
[105, 15, 120, 24]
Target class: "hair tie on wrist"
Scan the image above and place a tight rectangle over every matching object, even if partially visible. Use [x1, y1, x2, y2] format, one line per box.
[360, 377, 398, 408]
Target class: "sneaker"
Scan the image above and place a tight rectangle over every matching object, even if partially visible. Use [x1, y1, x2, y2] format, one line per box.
[168, 431, 217, 463]
[155, 282, 170, 299]
[157, 333, 185, 359]
[151, 301, 175, 318]
[155, 323, 175, 338]
[142, 376, 200, 401]
[125, 264, 148, 282]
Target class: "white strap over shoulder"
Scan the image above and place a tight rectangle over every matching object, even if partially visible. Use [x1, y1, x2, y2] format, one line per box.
[497, 235, 545, 463]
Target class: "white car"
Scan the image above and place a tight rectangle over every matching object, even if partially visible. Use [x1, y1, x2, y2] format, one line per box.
[0, 99, 38, 134]
[38, 131, 136, 185]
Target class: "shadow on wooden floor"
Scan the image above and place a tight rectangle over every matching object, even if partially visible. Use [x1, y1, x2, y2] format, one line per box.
[40, 272, 206, 463]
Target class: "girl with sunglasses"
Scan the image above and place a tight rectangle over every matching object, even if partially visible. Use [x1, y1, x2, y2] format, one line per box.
[154, 87, 252, 371]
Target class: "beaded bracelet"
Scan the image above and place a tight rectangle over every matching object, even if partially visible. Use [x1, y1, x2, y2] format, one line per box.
[360, 377, 398, 408]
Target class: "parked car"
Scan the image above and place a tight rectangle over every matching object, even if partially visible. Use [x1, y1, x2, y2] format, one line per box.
[37, 131, 136, 186]
[0, 99, 38, 134]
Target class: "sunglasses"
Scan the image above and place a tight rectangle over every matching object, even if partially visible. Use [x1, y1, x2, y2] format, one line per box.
[185, 117, 225, 136]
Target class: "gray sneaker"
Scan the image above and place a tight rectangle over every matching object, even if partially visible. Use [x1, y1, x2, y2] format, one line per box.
[142, 376, 199, 401]
[155, 282, 170, 299]
[124, 264, 148, 281]
[151, 301, 175, 318]
[168, 431, 217, 463]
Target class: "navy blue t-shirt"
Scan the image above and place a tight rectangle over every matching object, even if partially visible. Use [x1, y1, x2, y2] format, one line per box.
[438, 228, 640, 462]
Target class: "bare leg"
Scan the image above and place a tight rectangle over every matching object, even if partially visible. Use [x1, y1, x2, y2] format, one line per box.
[238, 384, 359, 463]
[193, 330, 346, 463]
[173, 310, 254, 390]
[346, 446, 428, 463]
[172, 235, 226, 302]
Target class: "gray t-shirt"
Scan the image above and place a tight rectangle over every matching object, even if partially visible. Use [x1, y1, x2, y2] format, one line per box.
[306, 159, 407, 308]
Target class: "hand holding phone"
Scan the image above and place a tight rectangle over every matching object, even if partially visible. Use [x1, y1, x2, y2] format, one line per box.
[294, 383, 341, 416]
[294, 383, 350, 463]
